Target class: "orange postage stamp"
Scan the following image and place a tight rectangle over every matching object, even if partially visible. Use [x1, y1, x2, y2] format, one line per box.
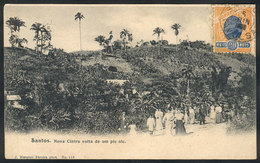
[214, 5, 255, 53]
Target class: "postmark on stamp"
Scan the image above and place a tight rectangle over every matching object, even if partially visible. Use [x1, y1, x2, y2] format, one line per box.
[213, 5, 255, 54]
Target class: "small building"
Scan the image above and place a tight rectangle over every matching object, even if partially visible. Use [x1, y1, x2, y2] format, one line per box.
[106, 79, 129, 86]
[6, 94, 25, 109]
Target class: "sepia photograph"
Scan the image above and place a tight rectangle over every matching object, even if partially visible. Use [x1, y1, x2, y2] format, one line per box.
[3, 4, 256, 159]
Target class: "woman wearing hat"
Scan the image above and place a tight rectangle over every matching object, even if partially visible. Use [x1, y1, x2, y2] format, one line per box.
[215, 104, 222, 124]
[175, 109, 186, 135]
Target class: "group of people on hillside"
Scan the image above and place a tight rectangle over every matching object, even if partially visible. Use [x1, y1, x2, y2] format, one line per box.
[147, 108, 188, 136]
[120, 102, 245, 136]
[146, 103, 228, 136]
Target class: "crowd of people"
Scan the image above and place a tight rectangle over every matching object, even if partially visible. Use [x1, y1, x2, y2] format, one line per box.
[119, 101, 249, 136]
[144, 103, 235, 136]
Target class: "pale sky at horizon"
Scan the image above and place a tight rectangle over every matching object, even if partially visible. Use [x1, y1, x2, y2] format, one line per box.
[4, 4, 213, 52]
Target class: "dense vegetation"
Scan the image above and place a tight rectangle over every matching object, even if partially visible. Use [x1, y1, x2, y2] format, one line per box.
[4, 44, 256, 134]
[4, 16, 256, 134]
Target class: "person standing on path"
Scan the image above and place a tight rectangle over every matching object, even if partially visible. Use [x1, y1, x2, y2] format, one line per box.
[194, 106, 199, 121]
[155, 109, 163, 131]
[147, 115, 155, 135]
[163, 110, 174, 135]
[189, 107, 195, 124]
[199, 105, 206, 125]
[128, 122, 137, 136]
[210, 104, 216, 121]
[175, 109, 186, 135]
[184, 108, 189, 125]
[215, 105, 223, 124]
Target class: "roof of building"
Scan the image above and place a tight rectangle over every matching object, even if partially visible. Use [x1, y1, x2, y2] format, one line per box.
[106, 79, 129, 86]
[6, 95, 21, 101]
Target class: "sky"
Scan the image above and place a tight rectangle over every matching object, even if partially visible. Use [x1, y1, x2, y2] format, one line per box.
[4, 4, 213, 52]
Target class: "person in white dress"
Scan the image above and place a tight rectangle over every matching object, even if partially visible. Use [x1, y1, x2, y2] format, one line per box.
[163, 110, 174, 135]
[128, 124, 137, 135]
[155, 109, 163, 131]
[215, 105, 222, 124]
[184, 109, 189, 125]
[189, 107, 195, 124]
[210, 105, 216, 120]
[147, 115, 155, 135]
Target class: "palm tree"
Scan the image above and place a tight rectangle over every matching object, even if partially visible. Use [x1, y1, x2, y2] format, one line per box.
[171, 23, 181, 51]
[153, 27, 165, 43]
[6, 17, 26, 34]
[31, 23, 51, 53]
[120, 29, 130, 52]
[75, 12, 85, 51]
[31, 23, 42, 52]
[39, 25, 51, 53]
[107, 31, 114, 53]
[152, 27, 165, 56]
[6, 17, 26, 47]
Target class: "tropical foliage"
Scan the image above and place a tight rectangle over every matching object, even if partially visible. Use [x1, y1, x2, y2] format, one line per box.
[6, 17, 27, 48]
[30, 23, 52, 53]
[120, 29, 133, 52]
[171, 23, 181, 51]
[4, 16, 256, 135]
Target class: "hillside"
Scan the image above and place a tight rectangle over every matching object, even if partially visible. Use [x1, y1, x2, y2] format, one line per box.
[4, 46, 256, 133]
[70, 45, 255, 84]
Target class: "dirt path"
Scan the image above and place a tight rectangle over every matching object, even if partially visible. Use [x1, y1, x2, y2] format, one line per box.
[5, 117, 256, 159]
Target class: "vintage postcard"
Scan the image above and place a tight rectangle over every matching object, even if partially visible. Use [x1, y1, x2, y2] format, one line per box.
[4, 4, 256, 159]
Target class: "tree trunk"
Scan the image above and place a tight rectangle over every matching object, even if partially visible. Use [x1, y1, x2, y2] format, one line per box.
[79, 20, 82, 51]
[176, 36, 178, 51]
[35, 32, 39, 53]
[40, 31, 43, 53]
[157, 36, 160, 57]
[36, 39, 38, 53]
[187, 79, 190, 103]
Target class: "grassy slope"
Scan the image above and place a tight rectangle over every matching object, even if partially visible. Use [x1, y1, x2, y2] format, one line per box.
[4, 46, 256, 83]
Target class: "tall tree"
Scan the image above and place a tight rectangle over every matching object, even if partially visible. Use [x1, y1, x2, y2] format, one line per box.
[171, 23, 181, 51]
[152, 27, 165, 56]
[181, 65, 195, 103]
[120, 29, 132, 52]
[103, 31, 114, 53]
[153, 27, 165, 42]
[39, 25, 52, 53]
[74, 12, 85, 51]
[6, 17, 26, 47]
[30, 23, 42, 52]
[31, 23, 51, 53]
[108, 31, 114, 53]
